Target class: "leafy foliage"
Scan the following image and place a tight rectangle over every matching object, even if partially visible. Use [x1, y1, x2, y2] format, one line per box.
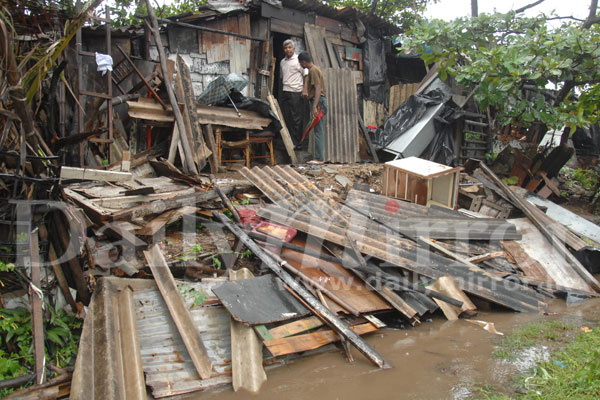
[407, 11, 600, 132]
[111, 0, 206, 27]
[328, 0, 435, 31]
[0, 306, 82, 386]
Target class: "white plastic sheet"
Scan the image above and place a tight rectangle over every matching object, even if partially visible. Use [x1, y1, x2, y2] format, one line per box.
[95, 52, 113, 76]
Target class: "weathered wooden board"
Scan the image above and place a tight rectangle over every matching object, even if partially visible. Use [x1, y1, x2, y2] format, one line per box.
[212, 275, 310, 325]
[143, 245, 213, 380]
[267, 94, 297, 164]
[176, 55, 211, 166]
[304, 23, 332, 69]
[127, 98, 271, 129]
[264, 323, 377, 357]
[268, 316, 324, 340]
[60, 167, 132, 182]
[281, 248, 392, 315]
[136, 206, 197, 236]
[229, 269, 267, 393]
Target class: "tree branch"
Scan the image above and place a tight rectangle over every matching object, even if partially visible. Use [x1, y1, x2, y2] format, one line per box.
[515, 0, 546, 13]
[583, 0, 599, 28]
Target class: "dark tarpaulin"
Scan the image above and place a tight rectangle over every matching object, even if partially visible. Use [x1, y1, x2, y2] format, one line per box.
[572, 125, 600, 156]
[371, 89, 446, 150]
[371, 88, 462, 166]
[421, 99, 463, 166]
[362, 28, 386, 104]
[218, 90, 283, 132]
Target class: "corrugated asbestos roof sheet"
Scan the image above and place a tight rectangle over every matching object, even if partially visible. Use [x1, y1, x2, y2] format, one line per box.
[323, 68, 359, 163]
[281, 0, 400, 34]
[71, 277, 287, 400]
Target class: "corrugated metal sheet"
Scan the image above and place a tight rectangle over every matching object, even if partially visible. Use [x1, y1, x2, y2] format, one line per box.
[323, 68, 359, 163]
[71, 277, 288, 400]
[134, 280, 232, 398]
[281, 0, 400, 34]
[238, 166, 546, 313]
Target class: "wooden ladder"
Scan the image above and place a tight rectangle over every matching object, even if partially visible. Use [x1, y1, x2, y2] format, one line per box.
[460, 111, 492, 163]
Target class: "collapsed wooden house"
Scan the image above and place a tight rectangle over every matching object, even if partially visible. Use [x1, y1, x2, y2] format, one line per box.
[69, 0, 417, 169]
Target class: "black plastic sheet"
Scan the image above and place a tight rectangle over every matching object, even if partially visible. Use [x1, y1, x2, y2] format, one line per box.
[421, 99, 463, 166]
[363, 28, 386, 104]
[572, 124, 600, 156]
[371, 88, 462, 166]
[217, 90, 282, 132]
[371, 89, 445, 150]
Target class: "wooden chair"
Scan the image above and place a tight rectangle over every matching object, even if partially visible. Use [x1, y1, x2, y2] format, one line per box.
[215, 129, 275, 168]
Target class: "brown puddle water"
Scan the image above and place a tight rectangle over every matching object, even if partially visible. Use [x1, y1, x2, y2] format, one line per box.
[191, 298, 600, 400]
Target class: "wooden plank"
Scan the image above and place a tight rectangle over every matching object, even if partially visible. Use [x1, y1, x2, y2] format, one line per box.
[174, 59, 203, 170]
[127, 99, 272, 129]
[325, 39, 340, 69]
[270, 18, 303, 37]
[137, 206, 197, 236]
[60, 167, 132, 182]
[145, 0, 198, 175]
[281, 248, 391, 315]
[266, 94, 297, 164]
[304, 23, 330, 68]
[29, 231, 45, 384]
[466, 251, 505, 264]
[264, 323, 377, 357]
[176, 55, 211, 168]
[503, 240, 554, 283]
[476, 161, 600, 291]
[203, 124, 219, 175]
[268, 316, 324, 340]
[229, 268, 267, 393]
[143, 245, 213, 379]
[214, 212, 391, 369]
[426, 275, 477, 321]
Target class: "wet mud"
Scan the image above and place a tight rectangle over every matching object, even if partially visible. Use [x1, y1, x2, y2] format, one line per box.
[196, 298, 600, 400]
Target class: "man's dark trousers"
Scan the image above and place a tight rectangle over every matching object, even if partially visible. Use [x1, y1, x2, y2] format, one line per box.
[280, 91, 303, 146]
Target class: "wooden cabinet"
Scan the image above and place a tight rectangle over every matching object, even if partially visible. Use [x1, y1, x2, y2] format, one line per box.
[382, 157, 463, 209]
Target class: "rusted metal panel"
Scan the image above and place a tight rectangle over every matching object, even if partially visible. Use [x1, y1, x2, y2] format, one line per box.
[133, 282, 231, 397]
[323, 68, 359, 163]
[212, 274, 311, 325]
[143, 245, 213, 380]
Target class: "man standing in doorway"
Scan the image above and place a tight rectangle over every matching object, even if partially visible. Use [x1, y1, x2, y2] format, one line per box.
[298, 51, 327, 163]
[279, 39, 306, 149]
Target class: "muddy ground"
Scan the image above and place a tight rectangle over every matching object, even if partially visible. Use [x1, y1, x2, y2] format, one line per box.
[190, 298, 600, 400]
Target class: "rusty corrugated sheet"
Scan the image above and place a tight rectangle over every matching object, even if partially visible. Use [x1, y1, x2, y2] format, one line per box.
[238, 166, 546, 314]
[323, 68, 359, 164]
[134, 280, 232, 398]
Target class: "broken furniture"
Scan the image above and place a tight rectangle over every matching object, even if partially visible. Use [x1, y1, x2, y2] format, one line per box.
[215, 129, 275, 168]
[382, 157, 462, 208]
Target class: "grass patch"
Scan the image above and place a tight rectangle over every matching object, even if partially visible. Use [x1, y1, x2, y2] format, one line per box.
[492, 320, 575, 360]
[476, 324, 600, 399]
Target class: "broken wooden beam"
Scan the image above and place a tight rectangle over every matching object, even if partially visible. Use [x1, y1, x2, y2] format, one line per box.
[143, 245, 212, 379]
[60, 166, 132, 182]
[475, 160, 600, 292]
[144, 0, 198, 175]
[266, 94, 297, 164]
[264, 323, 378, 357]
[213, 211, 391, 369]
[28, 230, 45, 385]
